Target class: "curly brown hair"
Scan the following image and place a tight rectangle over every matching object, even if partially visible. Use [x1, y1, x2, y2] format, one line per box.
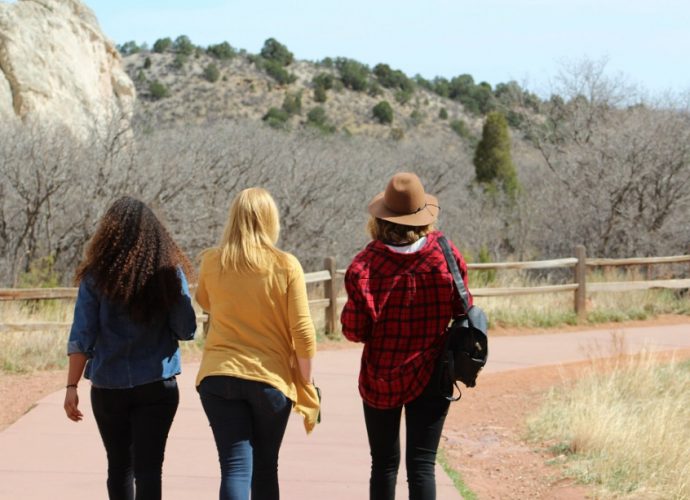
[75, 197, 194, 323]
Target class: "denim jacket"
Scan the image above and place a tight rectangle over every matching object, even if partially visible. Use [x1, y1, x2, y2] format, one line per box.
[67, 270, 197, 389]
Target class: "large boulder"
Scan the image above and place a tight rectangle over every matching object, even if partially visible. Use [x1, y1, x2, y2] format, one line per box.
[0, 0, 134, 136]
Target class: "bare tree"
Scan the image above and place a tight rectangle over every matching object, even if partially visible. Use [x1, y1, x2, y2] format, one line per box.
[525, 58, 690, 257]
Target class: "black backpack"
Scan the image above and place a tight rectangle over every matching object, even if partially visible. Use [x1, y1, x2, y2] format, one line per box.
[438, 235, 489, 401]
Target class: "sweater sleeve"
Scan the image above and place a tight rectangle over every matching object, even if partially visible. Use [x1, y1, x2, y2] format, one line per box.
[195, 257, 210, 312]
[287, 256, 316, 359]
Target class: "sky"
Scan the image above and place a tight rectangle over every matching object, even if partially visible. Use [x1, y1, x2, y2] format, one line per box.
[82, 0, 689, 97]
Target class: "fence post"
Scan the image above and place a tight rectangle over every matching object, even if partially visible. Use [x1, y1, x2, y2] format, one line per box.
[574, 245, 587, 320]
[323, 256, 337, 338]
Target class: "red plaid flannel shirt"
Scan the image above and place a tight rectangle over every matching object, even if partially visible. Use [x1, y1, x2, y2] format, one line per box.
[341, 231, 472, 409]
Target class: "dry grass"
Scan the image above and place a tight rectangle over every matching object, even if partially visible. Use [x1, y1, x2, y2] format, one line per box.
[526, 348, 690, 499]
[472, 269, 689, 328]
[0, 300, 207, 373]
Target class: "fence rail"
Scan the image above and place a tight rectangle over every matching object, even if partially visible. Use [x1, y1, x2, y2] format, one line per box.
[2, 247, 689, 335]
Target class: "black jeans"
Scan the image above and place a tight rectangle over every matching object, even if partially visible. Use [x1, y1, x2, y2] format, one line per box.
[198, 375, 293, 500]
[91, 378, 179, 500]
[363, 369, 450, 500]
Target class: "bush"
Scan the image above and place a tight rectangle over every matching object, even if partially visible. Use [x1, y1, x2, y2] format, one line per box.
[172, 53, 187, 69]
[207, 41, 236, 60]
[409, 109, 424, 127]
[17, 256, 60, 288]
[394, 89, 413, 105]
[173, 35, 195, 56]
[307, 106, 327, 125]
[390, 127, 405, 141]
[263, 59, 297, 85]
[438, 108, 448, 120]
[368, 81, 383, 97]
[203, 63, 220, 83]
[314, 86, 327, 103]
[373, 63, 414, 93]
[373, 101, 394, 124]
[335, 58, 369, 92]
[117, 41, 140, 56]
[432, 77, 450, 97]
[149, 80, 170, 100]
[313, 73, 334, 90]
[152, 37, 172, 53]
[262, 107, 290, 129]
[506, 110, 525, 128]
[306, 106, 336, 134]
[143, 57, 152, 69]
[447, 74, 496, 115]
[260, 38, 294, 66]
[450, 119, 471, 139]
[282, 92, 302, 116]
[414, 74, 433, 91]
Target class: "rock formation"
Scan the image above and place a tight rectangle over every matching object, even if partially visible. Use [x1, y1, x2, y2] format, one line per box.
[0, 0, 134, 136]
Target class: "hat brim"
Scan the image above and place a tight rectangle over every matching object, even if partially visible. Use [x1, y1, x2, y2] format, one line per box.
[368, 192, 439, 226]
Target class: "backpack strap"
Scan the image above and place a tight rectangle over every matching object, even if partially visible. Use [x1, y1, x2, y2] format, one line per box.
[438, 234, 468, 402]
[444, 349, 462, 402]
[438, 235, 469, 313]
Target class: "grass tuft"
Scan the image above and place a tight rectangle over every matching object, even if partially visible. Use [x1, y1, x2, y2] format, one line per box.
[436, 447, 478, 500]
[526, 349, 690, 499]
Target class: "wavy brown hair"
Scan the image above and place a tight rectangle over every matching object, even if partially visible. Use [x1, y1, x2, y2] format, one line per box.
[75, 197, 194, 323]
[367, 216, 434, 245]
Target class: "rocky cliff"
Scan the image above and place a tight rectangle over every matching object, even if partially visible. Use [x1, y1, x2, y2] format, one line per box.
[0, 0, 134, 136]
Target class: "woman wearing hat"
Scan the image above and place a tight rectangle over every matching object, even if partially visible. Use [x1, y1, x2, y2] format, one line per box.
[341, 172, 472, 500]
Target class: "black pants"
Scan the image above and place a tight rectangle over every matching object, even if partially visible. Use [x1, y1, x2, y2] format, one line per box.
[91, 378, 179, 500]
[363, 371, 450, 500]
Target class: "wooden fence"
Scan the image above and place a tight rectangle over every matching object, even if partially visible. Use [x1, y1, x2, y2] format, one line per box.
[2, 247, 690, 335]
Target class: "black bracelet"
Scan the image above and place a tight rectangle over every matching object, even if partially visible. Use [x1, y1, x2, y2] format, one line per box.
[66, 384, 78, 389]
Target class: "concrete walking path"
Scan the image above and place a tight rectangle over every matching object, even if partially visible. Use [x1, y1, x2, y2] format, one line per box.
[0, 323, 689, 499]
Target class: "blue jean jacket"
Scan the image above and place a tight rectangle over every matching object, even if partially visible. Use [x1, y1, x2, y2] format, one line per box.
[67, 270, 197, 389]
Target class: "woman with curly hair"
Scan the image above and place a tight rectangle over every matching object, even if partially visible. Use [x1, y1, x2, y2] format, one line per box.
[63, 196, 197, 500]
[195, 187, 319, 500]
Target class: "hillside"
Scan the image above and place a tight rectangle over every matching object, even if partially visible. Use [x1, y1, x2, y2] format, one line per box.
[121, 40, 491, 143]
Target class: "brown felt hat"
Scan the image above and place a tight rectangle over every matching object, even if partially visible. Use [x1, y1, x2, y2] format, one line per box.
[368, 172, 439, 226]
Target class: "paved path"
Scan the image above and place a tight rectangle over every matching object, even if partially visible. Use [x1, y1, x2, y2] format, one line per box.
[1, 323, 689, 499]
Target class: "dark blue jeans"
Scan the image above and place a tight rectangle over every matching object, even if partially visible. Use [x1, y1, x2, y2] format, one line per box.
[362, 369, 450, 500]
[198, 375, 293, 500]
[90, 377, 179, 500]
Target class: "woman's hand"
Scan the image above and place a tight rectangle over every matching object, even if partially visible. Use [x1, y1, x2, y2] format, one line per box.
[64, 387, 83, 422]
[64, 352, 87, 421]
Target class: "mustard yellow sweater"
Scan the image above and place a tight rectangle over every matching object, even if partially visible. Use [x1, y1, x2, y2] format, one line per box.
[195, 248, 319, 433]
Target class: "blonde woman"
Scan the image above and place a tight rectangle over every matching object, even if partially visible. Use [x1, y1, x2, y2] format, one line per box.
[195, 188, 319, 500]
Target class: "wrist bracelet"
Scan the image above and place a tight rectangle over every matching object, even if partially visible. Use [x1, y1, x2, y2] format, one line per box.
[66, 384, 78, 389]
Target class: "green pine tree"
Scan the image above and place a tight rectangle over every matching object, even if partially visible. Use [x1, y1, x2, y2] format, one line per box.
[473, 111, 519, 196]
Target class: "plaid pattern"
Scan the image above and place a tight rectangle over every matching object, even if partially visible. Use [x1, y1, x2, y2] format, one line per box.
[341, 231, 472, 409]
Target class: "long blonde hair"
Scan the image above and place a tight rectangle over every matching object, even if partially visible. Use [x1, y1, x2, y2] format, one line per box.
[218, 188, 285, 272]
